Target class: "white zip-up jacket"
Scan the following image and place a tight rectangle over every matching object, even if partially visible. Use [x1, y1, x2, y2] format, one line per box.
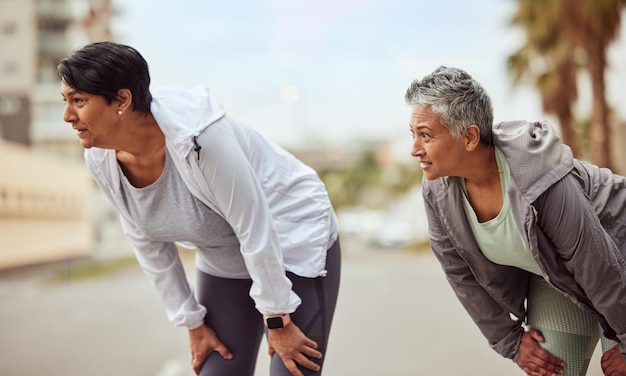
[85, 86, 338, 329]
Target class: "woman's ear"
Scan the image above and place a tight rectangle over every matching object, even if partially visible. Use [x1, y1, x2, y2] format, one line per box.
[116, 89, 133, 112]
[464, 125, 481, 151]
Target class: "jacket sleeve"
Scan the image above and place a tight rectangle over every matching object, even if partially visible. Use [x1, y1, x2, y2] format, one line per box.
[534, 174, 626, 357]
[85, 151, 207, 329]
[193, 121, 301, 316]
[422, 187, 525, 360]
[118, 214, 207, 329]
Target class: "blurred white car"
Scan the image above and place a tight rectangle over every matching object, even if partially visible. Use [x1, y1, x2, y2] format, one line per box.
[373, 220, 413, 248]
[336, 206, 382, 238]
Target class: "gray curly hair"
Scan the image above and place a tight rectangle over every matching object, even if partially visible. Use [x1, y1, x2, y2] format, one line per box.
[405, 66, 494, 146]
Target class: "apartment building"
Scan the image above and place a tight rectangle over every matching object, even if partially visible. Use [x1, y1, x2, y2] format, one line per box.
[0, 0, 113, 147]
[0, 0, 114, 269]
[0, 0, 36, 144]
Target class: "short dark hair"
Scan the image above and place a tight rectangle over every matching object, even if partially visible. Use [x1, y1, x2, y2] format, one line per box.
[57, 42, 152, 113]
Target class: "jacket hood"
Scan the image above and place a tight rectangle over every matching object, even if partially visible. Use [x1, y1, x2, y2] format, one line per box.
[493, 120, 574, 202]
[151, 86, 226, 158]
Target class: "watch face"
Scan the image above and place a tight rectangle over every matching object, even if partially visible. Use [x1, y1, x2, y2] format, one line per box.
[266, 316, 284, 329]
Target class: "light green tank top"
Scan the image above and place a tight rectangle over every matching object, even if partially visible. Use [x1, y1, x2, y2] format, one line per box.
[460, 148, 542, 275]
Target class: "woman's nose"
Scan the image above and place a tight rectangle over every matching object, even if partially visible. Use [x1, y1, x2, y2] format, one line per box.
[63, 104, 76, 123]
[410, 139, 424, 158]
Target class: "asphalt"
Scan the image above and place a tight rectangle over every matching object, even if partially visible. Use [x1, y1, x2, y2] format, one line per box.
[0, 238, 605, 376]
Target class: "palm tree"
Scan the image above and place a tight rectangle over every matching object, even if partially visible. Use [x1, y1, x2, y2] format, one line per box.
[507, 0, 581, 156]
[561, 0, 624, 169]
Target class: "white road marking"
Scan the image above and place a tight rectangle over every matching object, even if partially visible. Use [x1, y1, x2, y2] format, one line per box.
[154, 359, 188, 376]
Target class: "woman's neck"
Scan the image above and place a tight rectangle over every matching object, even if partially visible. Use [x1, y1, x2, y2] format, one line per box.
[116, 112, 164, 160]
[462, 146, 503, 222]
[462, 145, 499, 189]
[115, 112, 167, 188]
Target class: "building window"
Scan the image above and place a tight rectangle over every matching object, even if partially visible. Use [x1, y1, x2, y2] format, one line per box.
[2, 61, 18, 76]
[1, 22, 17, 36]
[39, 19, 66, 32]
[0, 95, 21, 116]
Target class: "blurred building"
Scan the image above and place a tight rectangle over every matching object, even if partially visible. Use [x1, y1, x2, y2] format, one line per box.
[0, 0, 36, 145]
[0, 0, 113, 150]
[0, 138, 94, 268]
[0, 0, 115, 269]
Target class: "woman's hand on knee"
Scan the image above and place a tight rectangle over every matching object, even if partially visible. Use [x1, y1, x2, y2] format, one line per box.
[601, 345, 626, 376]
[516, 330, 565, 376]
[267, 322, 322, 376]
[188, 324, 233, 375]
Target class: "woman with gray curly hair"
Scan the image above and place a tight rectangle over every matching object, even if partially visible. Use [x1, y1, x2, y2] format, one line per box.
[406, 66, 626, 376]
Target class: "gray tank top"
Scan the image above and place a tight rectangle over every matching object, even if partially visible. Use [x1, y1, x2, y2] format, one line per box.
[118, 149, 249, 278]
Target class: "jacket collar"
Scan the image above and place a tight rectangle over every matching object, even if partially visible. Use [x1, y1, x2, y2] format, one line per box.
[493, 120, 574, 202]
[150, 86, 225, 159]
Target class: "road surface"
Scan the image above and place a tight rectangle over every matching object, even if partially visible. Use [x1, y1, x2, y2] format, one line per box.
[0, 239, 605, 375]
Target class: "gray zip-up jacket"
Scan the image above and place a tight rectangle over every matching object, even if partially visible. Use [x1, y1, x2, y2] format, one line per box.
[422, 120, 626, 361]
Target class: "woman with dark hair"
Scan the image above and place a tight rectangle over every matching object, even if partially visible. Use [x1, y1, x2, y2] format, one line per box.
[58, 42, 341, 376]
[405, 66, 626, 376]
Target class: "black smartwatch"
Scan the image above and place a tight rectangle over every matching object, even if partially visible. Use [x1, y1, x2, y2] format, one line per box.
[264, 314, 291, 329]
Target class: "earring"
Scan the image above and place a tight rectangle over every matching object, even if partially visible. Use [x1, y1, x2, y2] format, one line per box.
[117, 110, 123, 115]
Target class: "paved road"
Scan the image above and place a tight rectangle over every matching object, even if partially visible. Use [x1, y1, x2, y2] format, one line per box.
[0, 240, 605, 375]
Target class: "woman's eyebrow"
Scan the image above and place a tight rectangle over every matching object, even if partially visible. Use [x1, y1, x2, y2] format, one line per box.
[61, 88, 78, 99]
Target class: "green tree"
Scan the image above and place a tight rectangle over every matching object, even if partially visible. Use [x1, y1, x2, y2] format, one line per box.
[318, 150, 422, 210]
[507, 0, 580, 156]
[509, 0, 625, 167]
[561, 0, 624, 169]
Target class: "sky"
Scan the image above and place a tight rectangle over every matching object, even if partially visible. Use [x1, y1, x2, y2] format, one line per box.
[110, 0, 626, 158]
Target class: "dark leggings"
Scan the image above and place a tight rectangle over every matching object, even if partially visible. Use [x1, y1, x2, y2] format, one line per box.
[196, 239, 341, 376]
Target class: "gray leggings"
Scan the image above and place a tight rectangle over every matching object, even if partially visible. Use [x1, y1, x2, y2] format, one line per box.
[527, 275, 618, 376]
[196, 239, 341, 376]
